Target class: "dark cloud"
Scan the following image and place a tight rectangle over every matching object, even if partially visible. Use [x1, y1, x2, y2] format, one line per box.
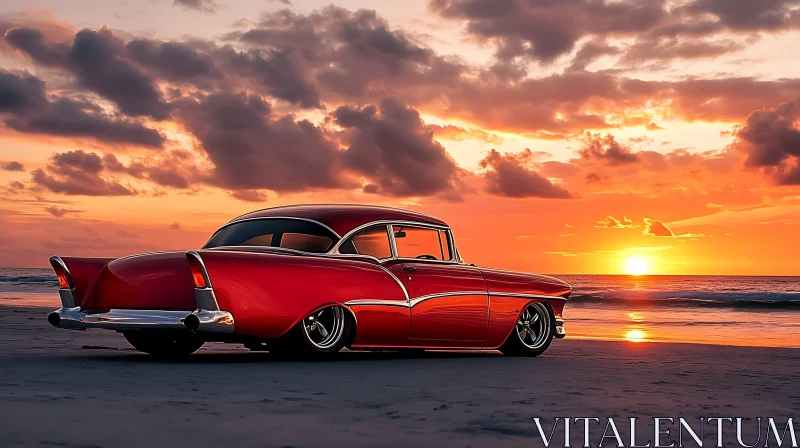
[430, 0, 669, 62]
[44, 206, 82, 217]
[595, 215, 637, 229]
[682, 0, 800, 32]
[222, 47, 321, 108]
[0, 70, 165, 148]
[230, 189, 268, 202]
[429, 0, 800, 66]
[5, 27, 170, 119]
[734, 96, 800, 185]
[478, 149, 572, 199]
[1, 161, 24, 171]
[579, 133, 640, 165]
[126, 39, 219, 86]
[169, 222, 181, 230]
[335, 98, 462, 197]
[31, 150, 135, 196]
[644, 218, 675, 237]
[176, 92, 343, 192]
[172, 0, 219, 13]
[224, 7, 457, 103]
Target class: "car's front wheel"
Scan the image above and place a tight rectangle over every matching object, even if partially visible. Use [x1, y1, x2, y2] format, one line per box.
[123, 331, 205, 358]
[499, 302, 554, 357]
[271, 306, 354, 359]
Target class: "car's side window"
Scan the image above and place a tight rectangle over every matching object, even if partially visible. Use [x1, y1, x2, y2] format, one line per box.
[394, 226, 451, 261]
[338, 225, 393, 259]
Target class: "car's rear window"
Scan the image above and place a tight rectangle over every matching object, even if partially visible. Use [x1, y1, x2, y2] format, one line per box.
[204, 219, 337, 253]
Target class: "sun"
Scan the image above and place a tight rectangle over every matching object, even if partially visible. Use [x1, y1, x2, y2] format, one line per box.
[625, 257, 649, 275]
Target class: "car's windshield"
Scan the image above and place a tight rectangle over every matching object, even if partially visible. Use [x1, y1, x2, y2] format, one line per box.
[204, 218, 338, 253]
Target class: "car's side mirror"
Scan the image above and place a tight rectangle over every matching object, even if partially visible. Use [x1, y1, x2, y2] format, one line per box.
[394, 230, 406, 238]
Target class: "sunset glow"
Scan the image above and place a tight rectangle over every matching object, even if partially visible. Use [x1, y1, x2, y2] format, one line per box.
[625, 330, 647, 343]
[0, 1, 799, 274]
[626, 258, 649, 276]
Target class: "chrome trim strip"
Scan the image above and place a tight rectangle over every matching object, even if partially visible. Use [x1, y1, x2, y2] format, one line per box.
[346, 292, 565, 309]
[205, 216, 342, 248]
[489, 292, 568, 301]
[344, 299, 410, 308]
[409, 290, 487, 307]
[375, 265, 409, 300]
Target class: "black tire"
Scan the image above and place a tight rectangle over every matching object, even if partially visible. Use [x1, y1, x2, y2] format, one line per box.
[499, 302, 555, 357]
[123, 331, 205, 358]
[270, 306, 354, 359]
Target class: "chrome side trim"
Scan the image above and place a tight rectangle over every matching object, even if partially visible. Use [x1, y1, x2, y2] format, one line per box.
[205, 216, 342, 247]
[489, 292, 568, 301]
[345, 299, 410, 308]
[374, 265, 409, 300]
[346, 292, 565, 309]
[409, 290, 487, 307]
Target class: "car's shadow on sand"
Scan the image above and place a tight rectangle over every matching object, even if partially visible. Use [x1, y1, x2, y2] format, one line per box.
[50, 347, 511, 364]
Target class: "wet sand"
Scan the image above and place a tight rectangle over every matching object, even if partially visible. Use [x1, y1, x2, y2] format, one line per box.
[1, 305, 798, 448]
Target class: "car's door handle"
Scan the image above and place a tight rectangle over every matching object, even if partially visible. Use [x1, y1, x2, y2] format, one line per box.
[403, 266, 416, 272]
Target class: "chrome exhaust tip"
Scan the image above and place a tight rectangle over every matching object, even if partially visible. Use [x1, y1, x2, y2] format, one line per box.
[47, 312, 61, 327]
[184, 313, 200, 331]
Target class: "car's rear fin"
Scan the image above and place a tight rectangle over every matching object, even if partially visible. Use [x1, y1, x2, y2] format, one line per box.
[49, 256, 77, 308]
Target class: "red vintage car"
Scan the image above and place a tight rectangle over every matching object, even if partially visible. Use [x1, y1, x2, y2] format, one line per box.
[47, 205, 570, 358]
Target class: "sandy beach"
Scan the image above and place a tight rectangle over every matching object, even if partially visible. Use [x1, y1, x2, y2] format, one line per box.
[1, 304, 798, 447]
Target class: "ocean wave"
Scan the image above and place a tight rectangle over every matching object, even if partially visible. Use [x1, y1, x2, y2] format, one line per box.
[0, 275, 58, 284]
[569, 290, 800, 309]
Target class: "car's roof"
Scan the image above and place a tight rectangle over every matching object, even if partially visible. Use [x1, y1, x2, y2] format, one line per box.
[228, 204, 449, 237]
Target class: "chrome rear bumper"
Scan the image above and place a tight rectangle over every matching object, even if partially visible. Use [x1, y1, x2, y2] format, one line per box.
[48, 307, 235, 333]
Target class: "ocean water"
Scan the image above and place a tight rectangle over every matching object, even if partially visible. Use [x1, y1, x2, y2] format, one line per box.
[2, 268, 798, 348]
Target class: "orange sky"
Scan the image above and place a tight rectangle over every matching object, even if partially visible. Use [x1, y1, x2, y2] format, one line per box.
[1, 1, 800, 274]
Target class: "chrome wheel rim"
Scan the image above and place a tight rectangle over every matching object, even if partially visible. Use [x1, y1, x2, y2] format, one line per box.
[516, 302, 551, 350]
[301, 306, 346, 349]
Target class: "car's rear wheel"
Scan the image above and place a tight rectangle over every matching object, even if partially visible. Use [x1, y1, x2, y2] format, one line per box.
[499, 302, 554, 357]
[271, 305, 354, 359]
[123, 331, 205, 358]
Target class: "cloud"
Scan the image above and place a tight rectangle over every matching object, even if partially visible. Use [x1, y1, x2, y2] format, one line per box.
[172, 0, 219, 13]
[176, 92, 344, 192]
[169, 222, 181, 230]
[733, 96, 800, 185]
[429, 124, 504, 145]
[230, 189, 269, 202]
[5, 27, 170, 119]
[1, 161, 24, 171]
[429, 0, 800, 66]
[643, 218, 675, 237]
[31, 150, 135, 196]
[595, 215, 637, 229]
[44, 206, 82, 217]
[579, 133, 640, 165]
[0, 69, 165, 148]
[335, 98, 463, 197]
[478, 149, 573, 199]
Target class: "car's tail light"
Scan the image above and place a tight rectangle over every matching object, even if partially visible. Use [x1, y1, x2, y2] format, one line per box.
[186, 251, 209, 289]
[49, 256, 73, 289]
